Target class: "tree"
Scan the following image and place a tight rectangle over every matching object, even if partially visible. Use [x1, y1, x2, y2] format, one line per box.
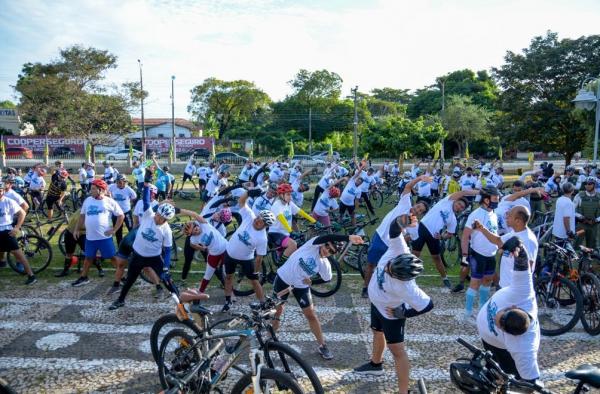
[370, 87, 412, 104]
[442, 95, 491, 157]
[493, 31, 600, 164]
[0, 100, 16, 108]
[188, 78, 271, 140]
[288, 69, 343, 104]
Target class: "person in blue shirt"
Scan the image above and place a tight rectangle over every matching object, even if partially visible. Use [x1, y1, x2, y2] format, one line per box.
[153, 161, 174, 201]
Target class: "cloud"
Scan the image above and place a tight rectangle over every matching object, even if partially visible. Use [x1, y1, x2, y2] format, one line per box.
[1, 0, 599, 118]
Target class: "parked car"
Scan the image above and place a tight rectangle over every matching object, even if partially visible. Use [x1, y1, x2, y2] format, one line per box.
[312, 150, 341, 161]
[291, 155, 326, 167]
[106, 148, 143, 161]
[5, 147, 33, 159]
[215, 152, 248, 165]
[53, 146, 75, 157]
[178, 148, 210, 161]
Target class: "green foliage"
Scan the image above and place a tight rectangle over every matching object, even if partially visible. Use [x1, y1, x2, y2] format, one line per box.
[442, 95, 491, 156]
[370, 87, 412, 104]
[188, 78, 271, 140]
[288, 69, 343, 104]
[493, 31, 600, 164]
[0, 100, 16, 108]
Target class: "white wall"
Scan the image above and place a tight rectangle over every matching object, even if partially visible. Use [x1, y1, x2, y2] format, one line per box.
[146, 123, 191, 138]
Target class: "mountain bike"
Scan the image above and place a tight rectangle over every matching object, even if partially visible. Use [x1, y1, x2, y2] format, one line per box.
[6, 228, 52, 275]
[575, 245, 600, 335]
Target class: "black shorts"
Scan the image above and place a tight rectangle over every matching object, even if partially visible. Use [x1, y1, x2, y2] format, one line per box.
[64, 230, 86, 255]
[224, 252, 255, 278]
[468, 248, 496, 279]
[482, 340, 524, 380]
[411, 222, 442, 255]
[268, 232, 290, 248]
[116, 228, 138, 259]
[45, 195, 61, 210]
[182, 173, 194, 182]
[198, 179, 207, 188]
[0, 230, 20, 252]
[370, 303, 405, 344]
[273, 275, 313, 309]
[339, 201, 356, 217]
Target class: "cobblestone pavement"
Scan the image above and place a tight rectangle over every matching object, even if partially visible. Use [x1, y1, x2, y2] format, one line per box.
[0, 277, 599, 394]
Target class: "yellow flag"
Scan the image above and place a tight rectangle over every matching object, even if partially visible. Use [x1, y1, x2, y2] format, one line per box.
[528, 152, 534, 165]
[465, 142, 470, 160]
[498, 146, 503, 161]
[433, 148, 439, 161]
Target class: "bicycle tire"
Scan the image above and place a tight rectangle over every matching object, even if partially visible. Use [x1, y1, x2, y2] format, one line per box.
[310, 256, 342, 298]
[157, 328, 202, 390]
[535, 275, 583, 336]
[7, 234, 52, 275]
[232, 255, 268, 297]
[231, 367, 305, 394]
[417, 378, 428, 394]
[150, 313, 204, 363]
[58, 228, 67, 256]
[263, 340, 324, 394]
[370, 189, 384, 209]
[356, 243, 369, 279]
[579, 273, 600, 336]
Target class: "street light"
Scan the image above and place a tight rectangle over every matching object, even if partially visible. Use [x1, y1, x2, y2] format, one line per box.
[137, 59, 146, 159]
[171, 75, 176, 163]
[573, 75, 600, 164]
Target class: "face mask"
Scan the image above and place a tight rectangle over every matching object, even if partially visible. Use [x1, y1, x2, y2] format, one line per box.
[488, 201, 499, 210]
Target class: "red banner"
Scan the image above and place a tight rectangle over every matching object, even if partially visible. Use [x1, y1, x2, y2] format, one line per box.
[145, 138, 213, 153]
[3, 136, 86, 154]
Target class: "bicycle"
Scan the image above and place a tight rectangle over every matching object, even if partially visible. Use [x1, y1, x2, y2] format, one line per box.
[337, 216, 378, 278]
[6, 228, 53, 275]
[575, 245, 600, 335]
[156, 290, 316, 393]
[451, 337, 600, 393]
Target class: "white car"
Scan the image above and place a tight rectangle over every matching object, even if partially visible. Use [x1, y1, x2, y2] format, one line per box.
[107, 148, 143, 161]
[291, 155, 326, 167]
[312, 151, 341, 161]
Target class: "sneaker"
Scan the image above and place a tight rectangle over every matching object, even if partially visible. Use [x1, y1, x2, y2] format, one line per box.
[451, 283, 464, 293]
[353, 361, 384, 375]
[24, 276, 37, 285]
[54, 270, 69, 278]
[109, 300, 125, 310]
[71, 277, 90, 287]
[154, 286, 164, 299]
[462, 313, 477, 326]
[221, 300, 233, 312]
[0, 260, 6, 268]
[15, 262, 25, 274]
[318, 344, 333, 360]
[106, 285, 121, 296]
[98, 268, 105, 278]
[443, 278, 452, 289]
[361, 288, 369, 299]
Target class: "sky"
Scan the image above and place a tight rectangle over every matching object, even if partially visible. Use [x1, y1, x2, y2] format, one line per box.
[1, 0, 599, 119]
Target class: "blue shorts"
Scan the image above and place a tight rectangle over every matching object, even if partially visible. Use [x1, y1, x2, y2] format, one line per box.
[84, 238, 116, 259]
[367, 232, 389, 265]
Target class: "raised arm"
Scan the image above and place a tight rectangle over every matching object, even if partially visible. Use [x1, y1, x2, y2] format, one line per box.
[503, 187, 544, 202]
[402, 174, 429, 196]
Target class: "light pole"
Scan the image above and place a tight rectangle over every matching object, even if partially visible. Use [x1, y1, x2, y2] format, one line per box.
[351, 86, 358, 160]
[171, 75, 176, 163]
[439, 78, 446, 161]
[137, 59, 146, 159]
[308, 106, 312, 156]
[573, 75, 600, 164]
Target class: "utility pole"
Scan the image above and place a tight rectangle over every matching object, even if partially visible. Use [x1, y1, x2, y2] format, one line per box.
[351, 86, 358, 160]
[138, 59, 146, 159]
[440, 78, 446, 161]
[308, 106, 312, 156]
[171, 75, 176, 163]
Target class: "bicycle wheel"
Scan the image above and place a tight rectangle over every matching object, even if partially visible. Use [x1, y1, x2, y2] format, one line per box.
[310, 256, 342, 298]
[150, 313, 204, 363]
[418, 378, 428, 394]
[231, 367, 305, 394]
[535, 275, 583, 336]
[263, 340, 324, 394]
[157, 328, 203, 390]
[7, 234, 52, 275]
[357, 243, 370, 279]
[370, 189, 384, 209]
[58, 228, 67, 256]
[232, 260, 268, 297]
[579, 273, 600, 336]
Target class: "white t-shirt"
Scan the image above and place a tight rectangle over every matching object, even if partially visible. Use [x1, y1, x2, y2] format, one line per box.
[132, 166, 145, 183]
[226, 205, 268, 260]
[190, 222, 227, 256]
[313, 192, 339, 216]
[80, 196, 124, 241]
[496, 197, 531, 234]
[552, 196, 575, 239]
[420, 197, 458, 236]
[375, 193, 412, 246]
[29, 174, 46, 191]
[460, 175, 477, 191]
[499, 229, 538, 288]
[359, 171, 376, 192]
[133, 207, 173, 257]
[477, 269, 540, 380]
[86, 168, 95, 183]
[252, 195, 274, 217]
[78, 168, 87, 184]
[289, 169, 301, 184]
[340, 178, 361, 206]
[276, 237, 332, 289]
[269, 166, 284, 182]
[291, 179, 304, 208]
[108, 184, 137, 213]
[103, 167, 118, 182]
[368, 255, 431, 320]
[184, 162, 197, 176]
[465, 207, 499, 257]
[377, 235, 411, 266]
[133, 199, 159, 223]
[4, 189, 25, 207]
[416, 180, 431, 197]
[196, 167, 211, 181]
[0, 197, 21, 229]
[238, 166, 254, 181]
[206, 174, 221, 196]
[269, 199, 300, 236]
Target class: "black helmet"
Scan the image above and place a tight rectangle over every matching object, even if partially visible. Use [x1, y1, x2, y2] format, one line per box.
[116, 174, 126, 182]
[480, 185, 500, 197]
[450, 362, 498, 393]
[388, 254, 423, 281]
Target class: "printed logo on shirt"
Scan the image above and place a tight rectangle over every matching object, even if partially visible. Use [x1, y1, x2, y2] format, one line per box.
[484, 219, 498, 234]
[256, 198, 271, 211]
[376, 267, 386, 291]
[440, 210, 450, 226]
[113, 194, 126, 201]
[298, 257, 317, 276]
[487, 301, 499, 336]
[200, 232, 214, 246]
[348, 187, 357, 196]
[0, 209, 6, 217]
[237, 231, 252, 247]
[318, 197, 330, 208]
[141, 228, 160, 243]
[86, 205, 105, 216]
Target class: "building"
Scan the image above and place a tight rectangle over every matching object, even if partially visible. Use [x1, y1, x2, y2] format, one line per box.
[130, 118, 201, 138]
[0, 108, 35, 136]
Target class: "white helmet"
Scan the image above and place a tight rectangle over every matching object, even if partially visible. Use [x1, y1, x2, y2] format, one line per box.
[149, 184, 158, 194]
[258, 210, 276, 226]
[156, 204, 176, 220]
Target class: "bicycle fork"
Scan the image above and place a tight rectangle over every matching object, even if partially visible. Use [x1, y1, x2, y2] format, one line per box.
[250, 345, 266, 394]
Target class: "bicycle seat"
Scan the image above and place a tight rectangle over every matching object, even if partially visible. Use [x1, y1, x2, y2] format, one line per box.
[189, 304, 212, 316]
[565, 364, 600, 388]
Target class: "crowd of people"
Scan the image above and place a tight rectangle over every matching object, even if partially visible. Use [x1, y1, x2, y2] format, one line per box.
[2, 154, 599, 394]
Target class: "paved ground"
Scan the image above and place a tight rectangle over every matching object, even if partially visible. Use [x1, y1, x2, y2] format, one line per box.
[0, 276, 599, 394]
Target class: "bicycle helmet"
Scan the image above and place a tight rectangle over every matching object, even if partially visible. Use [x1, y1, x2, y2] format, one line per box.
[149, 184, 158, 195]
[268, 182, 278, 191]
[91, 179, 108, 190]
[403, 171, 411, 178]
[2, 175, 14, 183]
[156, 203, 176, 220]
[328, 187, 340, 198]
[59, 169, 69, 178]
[387, 253, 424, 281]
[116, 174, 126, 182]
[102, 161, 108, 166]
[277, 183, 293, 194]
[219, 208, 232, 223]
[163, 166, 170, 172]
[0, 182, 5, 190]
[301, 182, 310, 191]
[565, 165, 575, 172]
[449, 361, 497, 393]
[480, 185, 500, 197]
[258, 210, 276, 226]
[452, 171, 461, 178]
[586, 177, 596, 185]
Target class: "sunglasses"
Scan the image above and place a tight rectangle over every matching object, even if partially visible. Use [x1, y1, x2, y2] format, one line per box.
[324, 244, 337, 254]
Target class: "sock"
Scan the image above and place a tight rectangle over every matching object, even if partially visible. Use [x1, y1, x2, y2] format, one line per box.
[443, 276, 448, 281]
[225, 296, 231, 303]
[370, 360, 382, 367]
[113, 281, 120, 287]
[199, 279, 210, 293]
[279, 254, 289, 265]
[479, 286, 491, 307]
[156, 284, 162, 290]
[465, 288, 477, 316]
